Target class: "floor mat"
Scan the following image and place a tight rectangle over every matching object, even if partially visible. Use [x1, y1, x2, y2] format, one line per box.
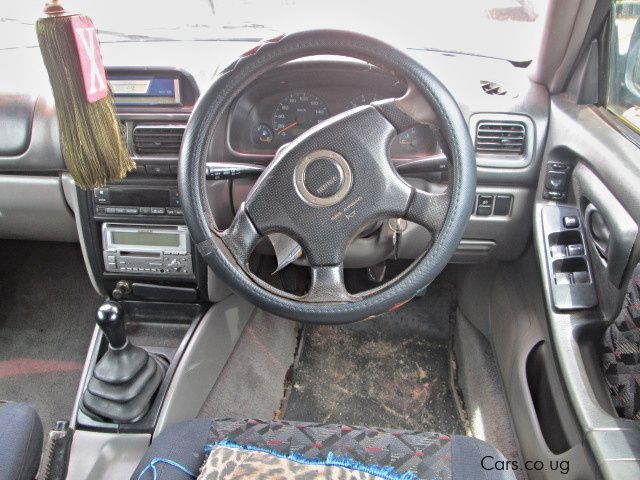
[198, 309, 300, 420]
[455, 312, 526, 479]
[0, 240, 103, 434]
[282, 281, 465, 435]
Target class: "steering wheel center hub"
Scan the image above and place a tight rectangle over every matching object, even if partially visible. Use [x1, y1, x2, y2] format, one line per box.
[294, 149, 352, 206]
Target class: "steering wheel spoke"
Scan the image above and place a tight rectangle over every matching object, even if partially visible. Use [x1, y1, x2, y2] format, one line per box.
[372, 84, 438, 133]
[219, 203, 262, 267]
[307, 265, 351, 303]
[404, 189, 450, 236]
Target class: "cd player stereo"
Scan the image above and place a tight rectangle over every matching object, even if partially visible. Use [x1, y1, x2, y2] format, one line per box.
[93, 186, 182, 217]
[102, 224, 192, 276]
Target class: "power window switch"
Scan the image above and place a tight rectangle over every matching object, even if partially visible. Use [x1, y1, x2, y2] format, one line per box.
[563, 216, 579, 228]
[550, 245, 567, 258]
[567, 244, 584, 256]
[572, 271, 590, 284]
[554, 273, 573, 285]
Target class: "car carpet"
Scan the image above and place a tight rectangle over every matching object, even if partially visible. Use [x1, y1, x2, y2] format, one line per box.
[281, 280, 465, 435]
[198, 308, 301, 420]
[455, 312, 527, 480]
[0, 240, 103, 441]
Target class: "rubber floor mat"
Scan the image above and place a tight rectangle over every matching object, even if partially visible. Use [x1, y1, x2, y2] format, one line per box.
[282, 281, 465, 435]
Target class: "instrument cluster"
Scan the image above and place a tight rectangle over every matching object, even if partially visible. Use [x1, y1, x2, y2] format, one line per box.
[226, 64, 440, 161]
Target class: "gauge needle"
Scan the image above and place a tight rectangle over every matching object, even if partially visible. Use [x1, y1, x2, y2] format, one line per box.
[277, 120, 298, 135]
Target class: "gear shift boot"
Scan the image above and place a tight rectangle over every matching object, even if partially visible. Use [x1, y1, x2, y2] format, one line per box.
[82, 301, 166, 423]
[88, 354, 158, 400]
[93, 343, 148, 384]
[83, 356, 166, 423]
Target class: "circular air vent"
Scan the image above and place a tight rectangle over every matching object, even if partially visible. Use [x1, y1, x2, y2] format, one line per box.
[480, 80, 507, 96]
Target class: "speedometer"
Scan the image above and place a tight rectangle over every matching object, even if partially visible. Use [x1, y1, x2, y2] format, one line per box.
[272, 91, 329, 142]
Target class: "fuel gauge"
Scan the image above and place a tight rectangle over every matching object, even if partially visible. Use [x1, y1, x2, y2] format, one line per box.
[254, 123, 274, 145]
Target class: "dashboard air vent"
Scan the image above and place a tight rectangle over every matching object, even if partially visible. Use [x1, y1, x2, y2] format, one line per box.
[120, 121, 128, 141]
[475, 121, 526, 155]
[133, 124, 186, 155]
[480, 80, 507, 96]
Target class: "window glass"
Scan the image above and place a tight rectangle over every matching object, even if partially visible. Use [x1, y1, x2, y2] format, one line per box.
[3, 1, 549, 63]
[607, 1, 640, 133]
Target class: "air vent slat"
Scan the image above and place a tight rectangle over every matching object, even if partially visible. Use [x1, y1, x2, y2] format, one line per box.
[477, 135, 525, 140]
[132, 124, 186, 155]
[475, 121, 526, 156]
[480, 80, 507, 96]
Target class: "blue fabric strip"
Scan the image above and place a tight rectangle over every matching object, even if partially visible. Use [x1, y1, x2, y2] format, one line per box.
[204, 439, 417, 480]
[137, 457, 196, 480]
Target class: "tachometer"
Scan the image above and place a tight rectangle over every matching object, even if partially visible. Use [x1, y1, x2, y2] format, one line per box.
[272, 91, 329, 142]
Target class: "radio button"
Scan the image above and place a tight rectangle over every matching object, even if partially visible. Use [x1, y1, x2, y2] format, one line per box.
[151, 207, 165, 215]
[125, 208, 139, 215]
[148, 165, 171, 176]
[130, 165, 146, 175]
[94, 188, 110, 204]
[115, 207, 126, 214]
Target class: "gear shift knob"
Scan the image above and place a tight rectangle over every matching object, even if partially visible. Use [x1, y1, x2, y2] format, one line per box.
[96, 301, 127, 349]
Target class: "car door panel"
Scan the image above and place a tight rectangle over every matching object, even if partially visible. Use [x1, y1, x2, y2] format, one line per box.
[532, 90, 640, 479]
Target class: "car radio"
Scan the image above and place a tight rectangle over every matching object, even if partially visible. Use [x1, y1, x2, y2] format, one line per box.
[102, 223, 192, 275]
[93, 186, 182, 217]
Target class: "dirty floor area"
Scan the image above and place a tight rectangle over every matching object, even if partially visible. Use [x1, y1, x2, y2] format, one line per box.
[282, 281, 465, 435]
[0, 240, 103, 438]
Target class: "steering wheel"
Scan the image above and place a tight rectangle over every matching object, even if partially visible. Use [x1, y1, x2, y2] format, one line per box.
[180, 30, 476, 324]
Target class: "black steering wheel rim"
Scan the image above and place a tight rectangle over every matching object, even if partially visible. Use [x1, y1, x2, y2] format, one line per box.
[179, 29, 476, 324]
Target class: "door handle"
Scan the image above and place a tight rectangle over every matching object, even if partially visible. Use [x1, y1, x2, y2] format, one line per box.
[585, 204, 610, 259]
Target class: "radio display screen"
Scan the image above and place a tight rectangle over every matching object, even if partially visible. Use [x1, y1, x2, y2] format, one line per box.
[111, 231, 180, 248]
[109, 189, 170, 207]
[109, 76, 181, 106]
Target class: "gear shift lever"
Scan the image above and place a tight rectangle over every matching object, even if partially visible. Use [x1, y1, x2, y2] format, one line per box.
[82, 301, 166, 423]
[96, 301, 127, 349]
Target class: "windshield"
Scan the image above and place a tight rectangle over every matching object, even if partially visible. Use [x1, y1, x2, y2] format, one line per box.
[2, 0, 549, 62]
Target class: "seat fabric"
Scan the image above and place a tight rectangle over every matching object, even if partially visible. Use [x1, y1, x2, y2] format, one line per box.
[0, 402, 43, 480]
[133, 418, 516, 480]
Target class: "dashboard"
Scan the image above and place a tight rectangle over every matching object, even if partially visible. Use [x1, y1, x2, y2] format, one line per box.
[226, 63, 440, 162]
[0, 41, 550, 281]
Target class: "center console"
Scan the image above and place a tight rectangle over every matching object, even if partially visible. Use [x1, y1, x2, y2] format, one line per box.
[78, 178, 207, 303]
[75, 67, 208, 304]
